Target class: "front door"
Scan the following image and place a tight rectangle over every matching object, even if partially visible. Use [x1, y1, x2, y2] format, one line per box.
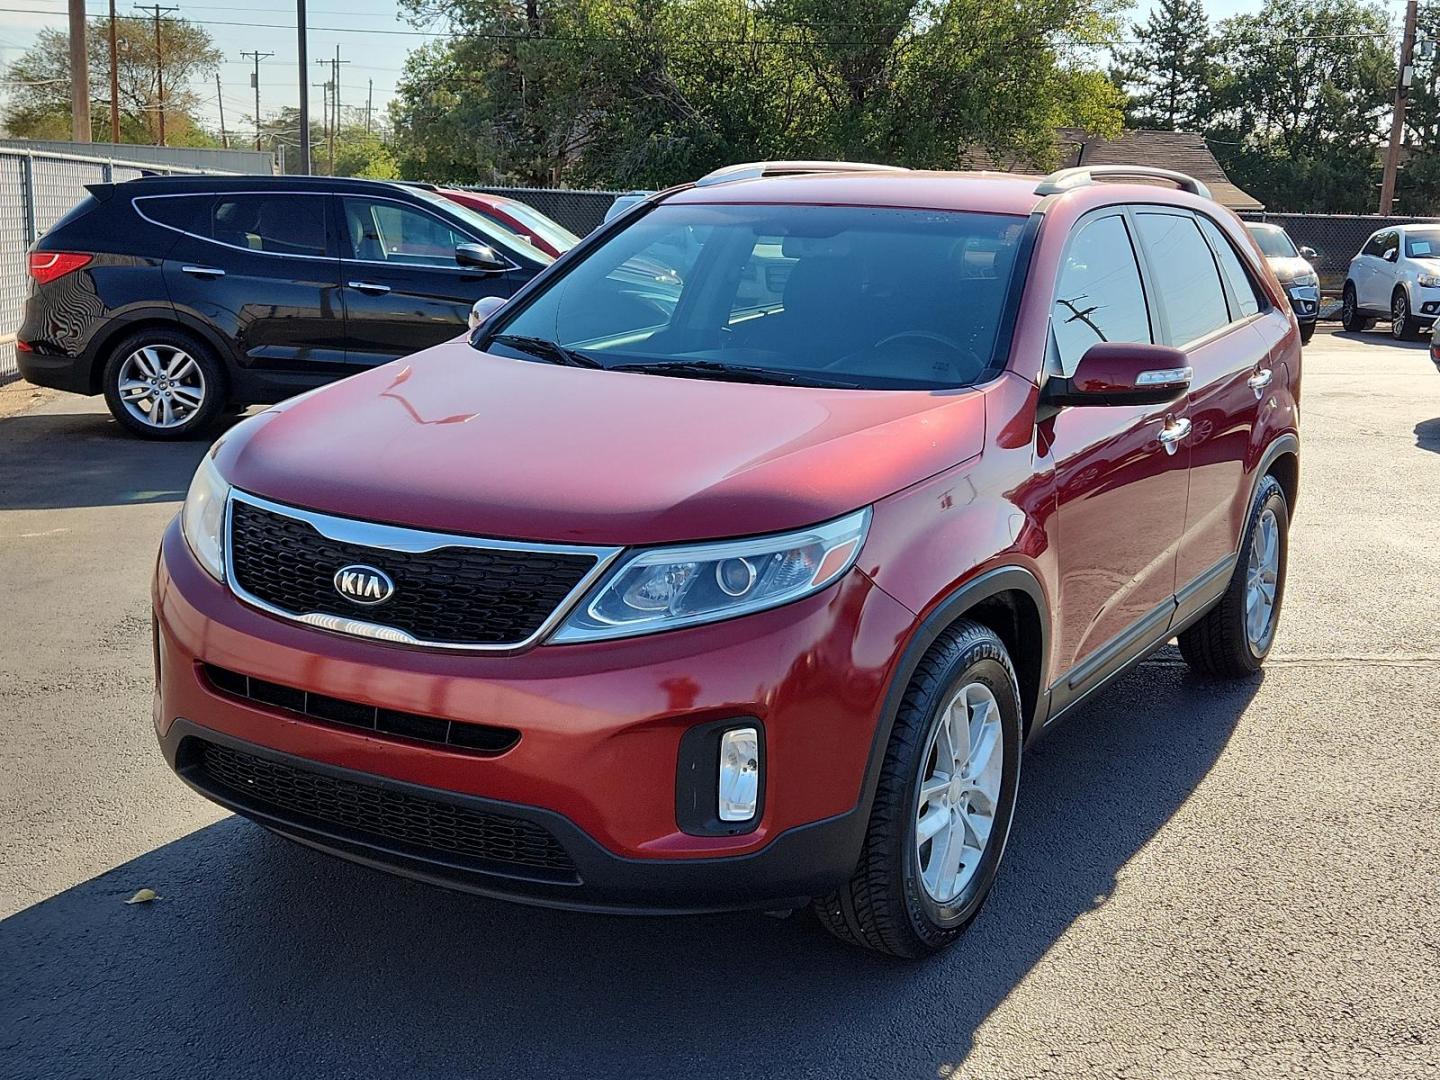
[151, 190, 347, 373]
[337, 194, 525, 368]
[1042, 209, 1190, 706]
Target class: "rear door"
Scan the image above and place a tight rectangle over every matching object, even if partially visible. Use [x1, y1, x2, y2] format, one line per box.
[1044, 209, 1190, 706]
[337, 194, 527, 368]
[148, 190, 347, 373]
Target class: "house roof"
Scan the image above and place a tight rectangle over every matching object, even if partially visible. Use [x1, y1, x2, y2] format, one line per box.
[960, 128, 1264, 212]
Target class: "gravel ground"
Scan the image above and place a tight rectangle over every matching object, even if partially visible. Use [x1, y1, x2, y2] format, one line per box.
[1, 326, 1436, 1079]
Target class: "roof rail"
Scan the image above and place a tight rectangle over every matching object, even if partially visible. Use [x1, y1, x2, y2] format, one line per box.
[694, 160, 907, 187]
[1034, 165, 1212, 200]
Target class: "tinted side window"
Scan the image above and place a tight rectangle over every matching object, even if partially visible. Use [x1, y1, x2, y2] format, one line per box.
[1135, 212, 1230, 345]
[1380, 232, 1400, 260]
[1197, 216, 1261, 319]
[136, 194, 213, 235]
[343, 198, 469, 267]
[1052, 214, 1151, 376]
[211, 194, 329, 257]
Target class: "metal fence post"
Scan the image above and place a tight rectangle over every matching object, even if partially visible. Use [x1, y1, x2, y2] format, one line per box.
[20, 152, 37, 247]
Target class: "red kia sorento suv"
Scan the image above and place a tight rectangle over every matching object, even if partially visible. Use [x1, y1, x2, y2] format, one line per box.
[154, 161, 1300, 958]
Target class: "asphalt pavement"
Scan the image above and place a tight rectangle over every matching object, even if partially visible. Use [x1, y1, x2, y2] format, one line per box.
[1, 326, 1436, 1079]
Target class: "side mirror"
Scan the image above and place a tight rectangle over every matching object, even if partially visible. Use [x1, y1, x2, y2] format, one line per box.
[468, 295, 506, 330]
[1298, 245, 1318, 261]
[456, 243, 510, 272]
[1042, 342, 1191, 409]
[1383, 248, 1398, 263]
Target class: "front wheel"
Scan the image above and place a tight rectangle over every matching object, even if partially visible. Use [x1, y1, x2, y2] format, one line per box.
[1178, 475, 1289, 678]
[1299, 321, 1315, 345]
[1392, 291, 1422, 341]
[813, 621, 1022, 959]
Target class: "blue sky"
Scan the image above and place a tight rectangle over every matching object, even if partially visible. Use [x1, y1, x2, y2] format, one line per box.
[0, 0, 1410, 142]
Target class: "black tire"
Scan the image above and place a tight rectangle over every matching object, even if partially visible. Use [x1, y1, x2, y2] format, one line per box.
[1391, 290, 1421, 341]
[1299, 321, 1315, 345]
[102, 327, 226, 440]
[1341, 284, 1373, 332]
[1178, 475, 1289, 679]
[813, 621, 1023, 959]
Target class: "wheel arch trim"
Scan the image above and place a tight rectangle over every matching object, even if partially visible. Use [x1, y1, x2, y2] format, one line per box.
[85, 308, 237, 394]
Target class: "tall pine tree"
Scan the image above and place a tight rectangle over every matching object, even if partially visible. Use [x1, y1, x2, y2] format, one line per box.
[1112, 0, 1215, 131]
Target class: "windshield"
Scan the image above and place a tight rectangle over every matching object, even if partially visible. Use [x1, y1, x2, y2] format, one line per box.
[1404, 228, 1440, 259]
[408, 186, 553, 265]
[484, 203, 1028, 389]
[1246, 224, 1298, 259]
[493, 198, 580, 252]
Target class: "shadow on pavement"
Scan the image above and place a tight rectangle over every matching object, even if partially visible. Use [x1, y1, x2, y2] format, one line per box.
[1416, 418, 1440, 453]
[0, 658, 1259, 1080]
[0, 406, 250, 512]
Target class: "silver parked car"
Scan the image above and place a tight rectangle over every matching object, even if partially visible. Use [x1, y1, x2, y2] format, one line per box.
[1246, 223, 1320, 345]
[1342, 224, 1440, 340]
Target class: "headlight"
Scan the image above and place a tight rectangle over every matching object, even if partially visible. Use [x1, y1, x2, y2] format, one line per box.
[180, 454, 230, 580]
[1417, 273, 1440, 288]
[551, 508, 870, 643]
[1285, 271, 1318, 288]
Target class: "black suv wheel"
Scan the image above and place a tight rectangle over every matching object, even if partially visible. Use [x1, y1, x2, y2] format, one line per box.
[102, 327, 226, 440]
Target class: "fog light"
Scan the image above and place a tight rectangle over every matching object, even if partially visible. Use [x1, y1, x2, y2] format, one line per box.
[718, 727, 760, 822]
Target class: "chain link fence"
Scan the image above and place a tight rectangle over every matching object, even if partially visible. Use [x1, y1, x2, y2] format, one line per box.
[467, 185, 627, 238]
[1, 147, 228, 382]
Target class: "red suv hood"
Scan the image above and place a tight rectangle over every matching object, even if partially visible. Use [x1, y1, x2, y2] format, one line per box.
[219, 339, 986, 545]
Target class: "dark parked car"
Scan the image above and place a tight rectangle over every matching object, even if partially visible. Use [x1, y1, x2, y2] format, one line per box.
[155, 161, 1299, 958]
[17, 175, 552, 438]
[1245, 222, 1320, 344]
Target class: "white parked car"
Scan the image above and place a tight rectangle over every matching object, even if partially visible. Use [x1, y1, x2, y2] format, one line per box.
[1342, 224, 1440, 340]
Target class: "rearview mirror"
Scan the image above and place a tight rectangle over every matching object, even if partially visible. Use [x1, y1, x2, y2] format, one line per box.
[1299, 245, 1318, 261]
[1041, 342, 1191, 409]
[468, 295, 506, 330]
[456, 243, 510, 272]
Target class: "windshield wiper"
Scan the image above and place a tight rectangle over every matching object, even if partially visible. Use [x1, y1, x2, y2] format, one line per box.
[609, 359, 859, 389]
[488, 334, 604, 369]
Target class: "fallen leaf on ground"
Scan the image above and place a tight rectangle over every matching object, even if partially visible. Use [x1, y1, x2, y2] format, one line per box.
[124, 888, 159, 905]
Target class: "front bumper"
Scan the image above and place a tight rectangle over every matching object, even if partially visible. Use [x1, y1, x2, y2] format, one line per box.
[1283, 284, 1320, 325]
[153, 518, 916, 912]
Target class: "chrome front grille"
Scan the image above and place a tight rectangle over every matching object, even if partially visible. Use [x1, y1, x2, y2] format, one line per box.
[224, 491, 620, 651]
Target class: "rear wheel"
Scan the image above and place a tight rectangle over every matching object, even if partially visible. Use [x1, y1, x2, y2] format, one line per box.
[813, 621, 1022, 959]
[1392, 290, 1421, 341]
[1178, 475, 1289, 678]
[102, 328, 225, 440]
[1341, 284, 1373, 332]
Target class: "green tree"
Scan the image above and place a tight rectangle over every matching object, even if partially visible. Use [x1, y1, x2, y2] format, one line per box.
[2, 16, 222, 145]
[1111, 0, 1215, 130]
[1204, 0, 1394, 211]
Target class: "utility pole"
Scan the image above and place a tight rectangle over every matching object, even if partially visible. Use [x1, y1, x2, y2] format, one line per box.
[136, 5, 178, 145]
[1380, 0, 1419, 215]
[313, 78, 330, 173]
[108, 0, 121, 142]
[68, 0, 91, 142]
[215, 72, 228, 147]
[366, 78, 373, 136]
[241, 50, 273, 151]
[296, 0, 310, 174]
[316, 46, 347, 175]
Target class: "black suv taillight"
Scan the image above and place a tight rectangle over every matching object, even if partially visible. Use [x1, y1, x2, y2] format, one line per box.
[28, 251, 93, 285]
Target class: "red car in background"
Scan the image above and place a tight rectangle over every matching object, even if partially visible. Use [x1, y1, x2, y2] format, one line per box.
[156, 161, 1300, 958]
[428, 187, 580, 257]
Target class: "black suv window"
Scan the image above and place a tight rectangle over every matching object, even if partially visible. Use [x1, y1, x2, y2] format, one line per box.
[343, 197, 472, 267]
[1197, 216, 1262, 320]
[1135, 212, 1231, 346]
[135, 194, 213, 235]
[210, 194, 330, 257]
[1051, 213, 1152, 376]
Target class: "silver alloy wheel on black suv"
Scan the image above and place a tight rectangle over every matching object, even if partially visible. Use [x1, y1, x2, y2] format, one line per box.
[101, 328, 225, 440]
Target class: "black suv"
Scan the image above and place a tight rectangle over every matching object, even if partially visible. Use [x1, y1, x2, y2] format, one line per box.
[18, 175, 553, 438]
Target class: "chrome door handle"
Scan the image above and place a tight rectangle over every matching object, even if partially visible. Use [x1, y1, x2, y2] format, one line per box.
[348, 281, 391, 294]
[1247, 368, 1273, 398]
[1157, 417, 1192, 455]
[180, 265, 225, 277]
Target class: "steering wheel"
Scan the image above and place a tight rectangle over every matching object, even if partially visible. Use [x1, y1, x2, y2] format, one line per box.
[867, 330, 983, 381]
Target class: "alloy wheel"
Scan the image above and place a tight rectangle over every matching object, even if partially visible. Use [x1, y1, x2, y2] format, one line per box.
[914, 681, 1004, 904]
[1246, 507, 1281, 652]
[1392, 294, 1409, 340]
[116, 345, 207, 430]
